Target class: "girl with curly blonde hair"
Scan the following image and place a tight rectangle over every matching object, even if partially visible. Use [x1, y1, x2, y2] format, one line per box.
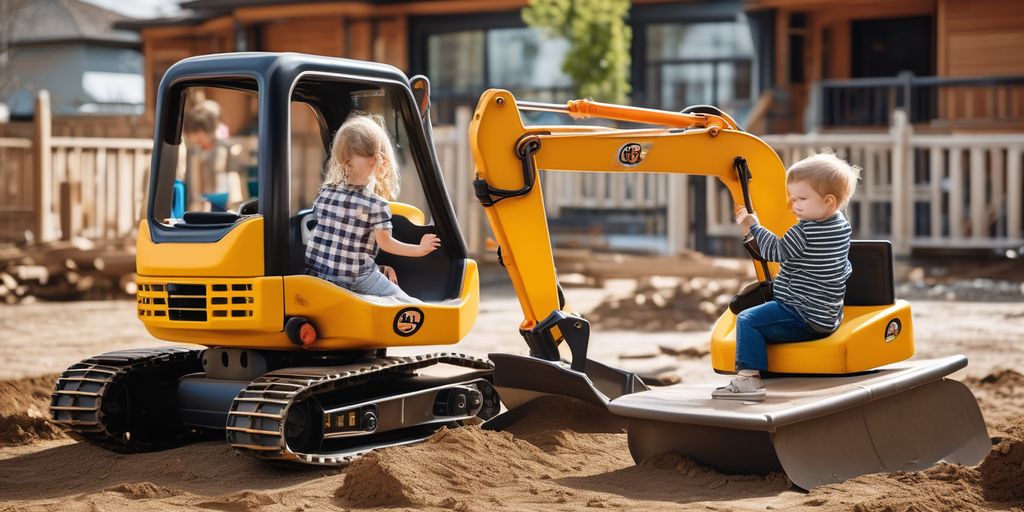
[305, 115, 439, 302]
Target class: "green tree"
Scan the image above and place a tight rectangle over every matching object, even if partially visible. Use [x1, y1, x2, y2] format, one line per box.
[522, 0, 632, 104]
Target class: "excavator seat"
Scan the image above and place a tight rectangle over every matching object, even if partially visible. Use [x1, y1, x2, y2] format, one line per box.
[278, 201, 480, 350]
[288, 202, 460, 302]
[710, 241, 914, 374]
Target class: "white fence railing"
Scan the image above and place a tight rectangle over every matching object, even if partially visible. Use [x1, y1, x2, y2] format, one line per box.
[7, 99, 1019, 259]
[435, 107, 1023, 257]
[757, 110, 1024, 255]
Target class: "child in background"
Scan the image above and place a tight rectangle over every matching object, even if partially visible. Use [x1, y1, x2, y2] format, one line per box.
[713, 152, 860, 401]
[182, 99, 244, 211]
[305, 115, 439, 303]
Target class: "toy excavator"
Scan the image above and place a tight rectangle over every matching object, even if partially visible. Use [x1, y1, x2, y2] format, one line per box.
[49, 52, 988, 489]
[50, 53, 499, 465]
[469, 89, 991, 489]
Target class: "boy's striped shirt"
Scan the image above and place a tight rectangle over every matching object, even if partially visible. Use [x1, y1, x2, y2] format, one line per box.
[750, 212, 852, 333]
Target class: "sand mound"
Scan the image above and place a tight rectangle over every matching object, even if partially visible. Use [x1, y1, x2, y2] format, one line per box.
[964, 369, 1024, 433]
[503, 395, 627, 435]
[0, 374, 67, 446]
[339, 426, 568, 508]
[340, 398, 635, 509]
[640, 451, 790, 487]
[0, 374, 59, 417]
[586, 278, 742, 332]
[979, 418, 1024, 503]
[198, 490, 279, 512]
[811, 463, 988, 512]
[0, 413, 65, 446]
[103, 482, 183, 500]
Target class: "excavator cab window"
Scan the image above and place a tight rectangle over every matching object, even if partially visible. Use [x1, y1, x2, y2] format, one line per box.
[150, 82, 260, 228]
[285, 76, 457, 301]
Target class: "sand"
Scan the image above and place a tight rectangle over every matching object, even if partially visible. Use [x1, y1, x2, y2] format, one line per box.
[1, 276, 1023, 511]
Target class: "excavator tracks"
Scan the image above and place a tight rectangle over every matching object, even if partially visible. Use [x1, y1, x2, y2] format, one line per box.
[49, 346, 204, 451]
[226, 352, 499, 465]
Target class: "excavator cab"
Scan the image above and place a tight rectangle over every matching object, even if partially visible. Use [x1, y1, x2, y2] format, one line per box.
[139, 53, 479, 350]
[469, 90, 989, 489]
[51, 53, 497, 465]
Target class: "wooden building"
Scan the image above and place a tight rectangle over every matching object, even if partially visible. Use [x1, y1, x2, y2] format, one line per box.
[747, 0, 1024, 132]
[109, 0, 1023, 256]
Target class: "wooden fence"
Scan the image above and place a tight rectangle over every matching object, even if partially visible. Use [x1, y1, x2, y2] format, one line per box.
[435, 107, 1023, 257]
[754, 110, 1023, 255]
[0, 92, 152, 244]
[3, 95, 1020, 259]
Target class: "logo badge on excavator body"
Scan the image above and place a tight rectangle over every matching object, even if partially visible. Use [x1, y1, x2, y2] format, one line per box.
[394, 307, 424, 336]
[618, 143, 648, 166]
[884, 318, 901, 343]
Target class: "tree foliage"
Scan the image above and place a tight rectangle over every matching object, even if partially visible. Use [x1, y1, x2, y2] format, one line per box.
[522, 0, 632, 104]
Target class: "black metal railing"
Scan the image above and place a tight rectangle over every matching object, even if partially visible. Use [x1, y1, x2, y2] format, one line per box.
[816, 74, 1024, 129]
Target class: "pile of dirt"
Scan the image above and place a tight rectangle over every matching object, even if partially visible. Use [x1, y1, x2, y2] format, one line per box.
[0, 413, 64, 446]
[339, 396, 632, 510]
[586, 277, 743, 332]
[0, 374, 66, 446]
[964, 370, 1024, 432]
[839, 463, 989, 512]
[339, 426, 569, 508]
[979, 419, 1024, 503]
[102, 482, 185, 500]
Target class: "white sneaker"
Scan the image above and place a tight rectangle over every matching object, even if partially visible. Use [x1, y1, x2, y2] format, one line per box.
[711, 375, 766, 401]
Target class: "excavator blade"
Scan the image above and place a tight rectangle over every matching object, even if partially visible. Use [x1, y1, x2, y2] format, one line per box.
[610, 355, 990, 490]
[482, 353, 648, 431]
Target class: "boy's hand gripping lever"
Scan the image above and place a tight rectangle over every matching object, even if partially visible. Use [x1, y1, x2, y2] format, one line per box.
[733, 157, 774, 305]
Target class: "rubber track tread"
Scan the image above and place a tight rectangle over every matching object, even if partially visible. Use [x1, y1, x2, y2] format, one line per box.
[226, 352, 493, 465]
[49, 346, 203, 452]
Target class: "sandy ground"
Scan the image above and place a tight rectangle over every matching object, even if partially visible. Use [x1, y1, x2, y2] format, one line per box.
[0, 265, 1023, 511]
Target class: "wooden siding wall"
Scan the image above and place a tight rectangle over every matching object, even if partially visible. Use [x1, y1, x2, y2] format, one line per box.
[937, 0, 1024, 125]
[939, 0, 1024, 78]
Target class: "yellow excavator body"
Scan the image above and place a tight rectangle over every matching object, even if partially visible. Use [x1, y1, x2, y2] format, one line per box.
[51, 53, 498, 466]
[470, 88, 910, 372]
[469, 89, 988, 489]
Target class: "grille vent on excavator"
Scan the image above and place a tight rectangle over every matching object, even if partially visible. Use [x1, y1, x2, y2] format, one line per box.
[136, 282, 256, 322]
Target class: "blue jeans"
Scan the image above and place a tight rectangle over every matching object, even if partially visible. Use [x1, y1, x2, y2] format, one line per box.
[735, 300, 827, 371]
[332, 269, 421, 303]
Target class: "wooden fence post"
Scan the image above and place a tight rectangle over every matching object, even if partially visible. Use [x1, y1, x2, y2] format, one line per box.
[33, 90, 53, 244]
[890, 109, 912, 256]
[667, 175, 690, 255]
[59, 182, 81, 241]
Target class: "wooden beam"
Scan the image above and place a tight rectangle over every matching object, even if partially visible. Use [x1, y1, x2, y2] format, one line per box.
[234, 0, 526, 24]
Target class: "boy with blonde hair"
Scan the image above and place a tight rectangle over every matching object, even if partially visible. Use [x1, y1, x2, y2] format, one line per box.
[713, 152, 861, 401]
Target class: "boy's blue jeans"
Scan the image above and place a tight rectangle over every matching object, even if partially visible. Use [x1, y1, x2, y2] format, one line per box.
[735, 300, 828, 371]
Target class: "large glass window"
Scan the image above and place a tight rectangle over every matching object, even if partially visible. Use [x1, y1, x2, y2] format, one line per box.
[424, 27, 572, 123]
[645, 18, 755, 118]
[151, 83, 259, 226]
[289, 84, 432, 222]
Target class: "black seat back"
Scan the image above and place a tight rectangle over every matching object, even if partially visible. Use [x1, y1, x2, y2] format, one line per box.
[844, 240, 895, 306]
[289, 211, 459, 302]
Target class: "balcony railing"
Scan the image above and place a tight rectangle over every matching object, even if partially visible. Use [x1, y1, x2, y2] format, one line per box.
[814, 74, 1024, 130]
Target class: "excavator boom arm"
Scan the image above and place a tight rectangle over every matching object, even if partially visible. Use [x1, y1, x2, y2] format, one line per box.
[469, 89, 795, 329]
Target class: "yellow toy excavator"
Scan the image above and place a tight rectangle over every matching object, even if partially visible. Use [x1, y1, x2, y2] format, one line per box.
[49, 53, 499, 465]
[469, 89, 991, 489]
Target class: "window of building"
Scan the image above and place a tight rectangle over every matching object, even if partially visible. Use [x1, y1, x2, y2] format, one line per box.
[418, 22, 572, 124]
[645, 17, 755, 119]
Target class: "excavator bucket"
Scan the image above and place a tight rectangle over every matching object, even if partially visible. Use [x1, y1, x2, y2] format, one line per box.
[609, 355, 990, 489]
[483, 353, 648, 430]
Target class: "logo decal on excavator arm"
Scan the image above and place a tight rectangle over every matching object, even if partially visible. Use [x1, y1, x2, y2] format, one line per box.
[394, 307, 424, 336]
[884, 318, 901, 343]
[618, 143, 649, 166]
